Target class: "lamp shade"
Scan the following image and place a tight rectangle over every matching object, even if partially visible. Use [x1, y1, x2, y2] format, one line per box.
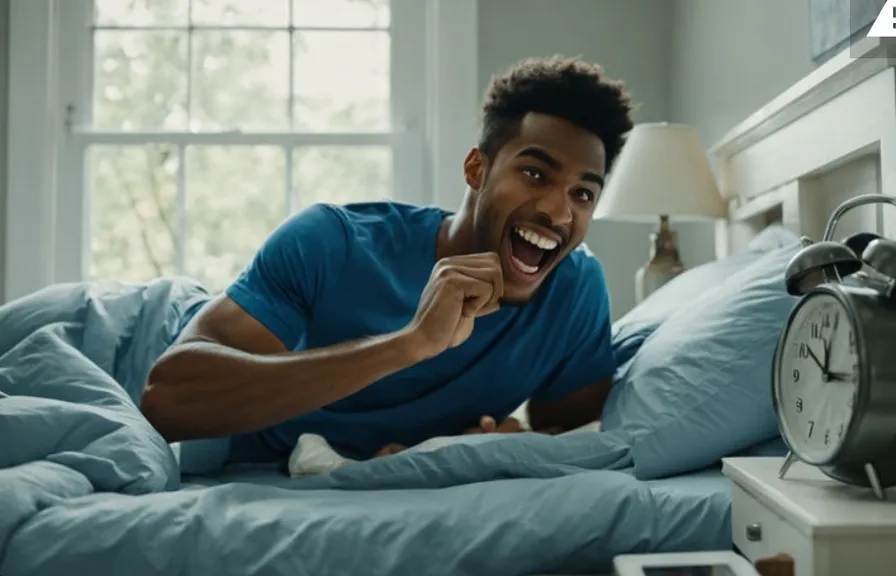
[593, 122, 726, 222]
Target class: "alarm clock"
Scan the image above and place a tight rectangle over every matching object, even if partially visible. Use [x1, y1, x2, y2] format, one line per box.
[773, 193, 896, 501]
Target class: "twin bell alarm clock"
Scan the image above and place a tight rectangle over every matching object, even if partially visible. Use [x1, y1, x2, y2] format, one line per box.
[773, 193, 896, 501]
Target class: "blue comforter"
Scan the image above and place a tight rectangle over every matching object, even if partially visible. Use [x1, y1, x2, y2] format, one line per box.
[0, 279, 733, 576]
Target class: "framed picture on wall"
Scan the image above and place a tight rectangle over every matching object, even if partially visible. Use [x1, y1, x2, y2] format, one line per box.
[809, 0, 885, 63]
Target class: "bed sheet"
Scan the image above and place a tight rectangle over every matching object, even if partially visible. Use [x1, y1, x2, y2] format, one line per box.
[1, 279, 737, 576]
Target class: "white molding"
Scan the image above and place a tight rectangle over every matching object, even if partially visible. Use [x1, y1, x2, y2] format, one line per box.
[711, 37, 896, 257]
[424, 0, 479, 211]
[54, 0, 92, 287]
[5, 0, 61, 301]
[710, 37, 896, 201]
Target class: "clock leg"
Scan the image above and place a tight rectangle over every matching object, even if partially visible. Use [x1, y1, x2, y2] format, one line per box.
[864, 463, 887, 501]
[778, 451, 798, 479]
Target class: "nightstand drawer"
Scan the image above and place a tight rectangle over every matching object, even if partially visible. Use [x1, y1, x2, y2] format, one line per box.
[731, 484, 813, 575]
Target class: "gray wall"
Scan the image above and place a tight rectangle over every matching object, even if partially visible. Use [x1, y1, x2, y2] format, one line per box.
[0, 0, 7, 303]
[477, 0, 817, 319]
[669, 0, 815, 151]
[662, 0, 816, 315]
[478, 0, 674, 319]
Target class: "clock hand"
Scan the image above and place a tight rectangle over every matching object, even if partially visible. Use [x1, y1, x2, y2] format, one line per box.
[829, 371, 853, 382]
[807, 346, 825, 373]
[824, 312, 840, 372]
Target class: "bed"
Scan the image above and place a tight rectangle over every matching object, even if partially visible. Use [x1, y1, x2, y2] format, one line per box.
[0, 279, 742, 576]
[4, 38, 896, 576]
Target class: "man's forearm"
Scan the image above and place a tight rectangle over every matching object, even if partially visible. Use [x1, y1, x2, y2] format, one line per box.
[141, 329, 424, 442]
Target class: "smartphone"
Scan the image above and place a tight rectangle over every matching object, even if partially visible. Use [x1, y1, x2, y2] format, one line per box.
[613, 551, 759, 576]
[641, 567, 736, 576]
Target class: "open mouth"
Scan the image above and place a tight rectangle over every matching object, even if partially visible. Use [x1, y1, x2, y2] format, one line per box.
[506, 225, 563, 279]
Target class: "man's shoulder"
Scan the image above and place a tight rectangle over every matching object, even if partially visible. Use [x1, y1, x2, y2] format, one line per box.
[311, 201, 446, 239]
[530, 243, 610, 319]
[325, 200, 445, 225]
[551, 243, 608, 292]
[521, 244, 612, 345]
[276, 200, 446, 245]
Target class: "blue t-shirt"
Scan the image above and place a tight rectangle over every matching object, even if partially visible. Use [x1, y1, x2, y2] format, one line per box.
[225, 201, 615, 459]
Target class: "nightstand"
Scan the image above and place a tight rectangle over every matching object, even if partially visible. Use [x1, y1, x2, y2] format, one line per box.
[722, 456, 896, 576]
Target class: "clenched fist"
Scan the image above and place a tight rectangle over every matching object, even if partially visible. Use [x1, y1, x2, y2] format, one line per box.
[406, 252, 504, 359]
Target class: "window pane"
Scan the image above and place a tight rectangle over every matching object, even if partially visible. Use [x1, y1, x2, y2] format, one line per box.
[94, 0, 188, 26]
[292, 146, 392, 211]
[293, 31, 390, 132]
[185, 146, 286, 293]
[191, 31, 290, 130]
[93, 31, 188, 130]
[191, 0, 290, 27]
[89, 145, 180, 283]
[293, 0, 389, 28]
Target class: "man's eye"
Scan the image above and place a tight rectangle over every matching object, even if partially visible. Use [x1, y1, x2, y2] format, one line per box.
[522, 167, 544, 181]
[575, 189, 595, 203]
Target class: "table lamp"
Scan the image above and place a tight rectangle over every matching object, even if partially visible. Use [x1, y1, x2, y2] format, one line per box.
[593, 122, 727, 304]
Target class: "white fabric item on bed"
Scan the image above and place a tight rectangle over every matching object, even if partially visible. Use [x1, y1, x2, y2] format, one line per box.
[287, 416, 603, 477]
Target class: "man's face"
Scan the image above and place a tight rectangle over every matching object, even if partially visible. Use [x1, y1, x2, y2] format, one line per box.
[464, 113, 606, 304]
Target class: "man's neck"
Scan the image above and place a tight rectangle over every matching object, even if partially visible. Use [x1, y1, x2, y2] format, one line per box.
[435, 196, 475, 261]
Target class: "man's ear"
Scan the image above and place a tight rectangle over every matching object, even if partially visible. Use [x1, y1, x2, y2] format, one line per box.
[463, 147, 486, 191]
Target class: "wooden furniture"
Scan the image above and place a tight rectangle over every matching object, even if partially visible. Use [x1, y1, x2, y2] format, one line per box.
[723, 457, 896, 576]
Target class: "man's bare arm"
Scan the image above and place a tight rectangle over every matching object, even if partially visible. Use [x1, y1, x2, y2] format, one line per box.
[141, 295, 423, 442]
[142, 252, 505, 443]
[526, 377, 612, 433]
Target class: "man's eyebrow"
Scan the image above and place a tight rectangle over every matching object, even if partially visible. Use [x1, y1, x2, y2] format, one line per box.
[516, 146, 604, 187]
[516, 146, 561, 169]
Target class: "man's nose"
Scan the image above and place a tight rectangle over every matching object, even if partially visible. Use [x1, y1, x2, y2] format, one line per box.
[534, 186, 573, 226]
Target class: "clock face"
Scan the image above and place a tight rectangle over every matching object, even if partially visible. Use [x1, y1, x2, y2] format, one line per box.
[776, 292, 861, 465]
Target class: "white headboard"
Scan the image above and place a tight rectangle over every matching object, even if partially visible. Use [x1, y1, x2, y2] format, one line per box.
[710, 37, 896, 257]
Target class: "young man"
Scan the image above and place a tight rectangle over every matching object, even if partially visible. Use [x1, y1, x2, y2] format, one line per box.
[142, 55, 634, 461]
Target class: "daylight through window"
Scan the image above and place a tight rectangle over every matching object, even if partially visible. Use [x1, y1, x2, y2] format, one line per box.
[86, 0, 398, 292]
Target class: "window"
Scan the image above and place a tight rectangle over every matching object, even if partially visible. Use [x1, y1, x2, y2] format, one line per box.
[64, 0, 424, 293]
[5, 0, 477, 303]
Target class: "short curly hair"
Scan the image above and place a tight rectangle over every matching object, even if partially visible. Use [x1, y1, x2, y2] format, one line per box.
[479, 55, 634, 172]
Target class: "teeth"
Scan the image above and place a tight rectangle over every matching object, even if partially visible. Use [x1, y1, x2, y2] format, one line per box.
[514, 227, 559, 250]
[511, 255, 539, 274]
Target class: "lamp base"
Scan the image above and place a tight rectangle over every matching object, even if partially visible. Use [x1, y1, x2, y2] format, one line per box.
[634, 215, 685, 305]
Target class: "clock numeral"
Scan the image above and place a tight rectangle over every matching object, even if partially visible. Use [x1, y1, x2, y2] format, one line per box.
[838, 423, 845, 438]
[807, 420, 815, 437]
[822, 313, 832, 329]
[795, 397, 803, 413]
[824, 429, 830, 445]
[792, 369, 801, 383]
[849, 331, 856, 354]
[811, 323, 822, 339]
[799, 343, 809, 359]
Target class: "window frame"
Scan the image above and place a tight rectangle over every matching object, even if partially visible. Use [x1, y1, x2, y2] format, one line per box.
[4, 0, 478, 301]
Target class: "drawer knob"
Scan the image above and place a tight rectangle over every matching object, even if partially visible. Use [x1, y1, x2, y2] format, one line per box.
[746, 523, 762, 542]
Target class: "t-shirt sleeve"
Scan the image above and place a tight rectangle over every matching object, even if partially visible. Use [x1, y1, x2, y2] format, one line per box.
[531, 252, 616, 403]
[225, 203, 351, 350]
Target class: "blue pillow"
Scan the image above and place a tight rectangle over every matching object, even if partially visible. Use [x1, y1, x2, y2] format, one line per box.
[612, 251, 769, 367]
[601, 241, 801, 479]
